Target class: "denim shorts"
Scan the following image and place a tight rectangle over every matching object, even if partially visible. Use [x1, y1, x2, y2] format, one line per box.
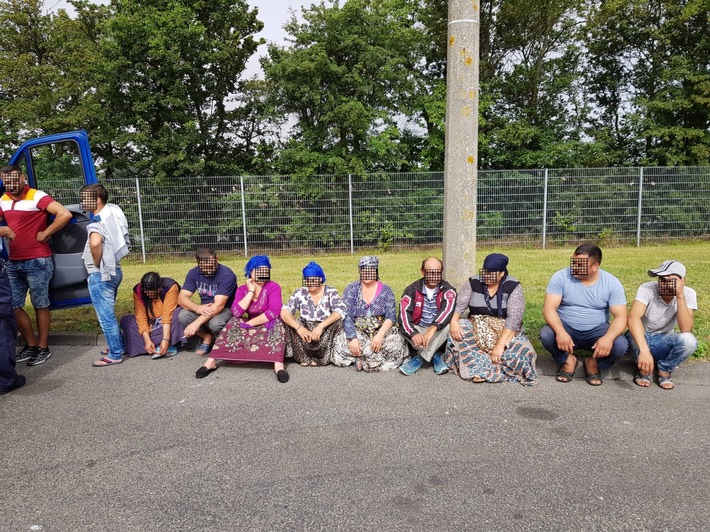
[7, 257, 54, 309]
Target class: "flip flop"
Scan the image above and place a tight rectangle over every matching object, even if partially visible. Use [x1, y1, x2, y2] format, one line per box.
[93, 356, 123, 367]
[195, 342, 213, 356]
[151, 346, 178, 360]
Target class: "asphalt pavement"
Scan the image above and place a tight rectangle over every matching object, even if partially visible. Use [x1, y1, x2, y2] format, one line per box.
[2, 335, 709, 531]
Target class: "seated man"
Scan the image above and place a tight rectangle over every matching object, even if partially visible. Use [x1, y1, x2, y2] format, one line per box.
[627, 260, 697, 390]
[540, 243, 628, 386]
[398, 257, 457, 375]
[178, 247, 237, 355]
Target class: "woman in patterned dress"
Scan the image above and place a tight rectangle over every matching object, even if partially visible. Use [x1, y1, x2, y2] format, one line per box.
[195, 255, 288, 383]
[444, 253, 538, 386]
[332, 256, 407, 372]
[281, 262, 346, 366]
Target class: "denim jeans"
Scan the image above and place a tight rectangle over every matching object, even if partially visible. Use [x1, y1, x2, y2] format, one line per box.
[88, 269, 124, 359]
[7, 257, 54, 309]
[540, 321, 628, 370]
[626, 331, 697, 373]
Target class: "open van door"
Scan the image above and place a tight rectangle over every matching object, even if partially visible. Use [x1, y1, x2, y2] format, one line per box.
[3, 130, 98, 309]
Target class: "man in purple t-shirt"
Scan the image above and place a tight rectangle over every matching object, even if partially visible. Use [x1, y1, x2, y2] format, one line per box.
[178, 247, 237, 356]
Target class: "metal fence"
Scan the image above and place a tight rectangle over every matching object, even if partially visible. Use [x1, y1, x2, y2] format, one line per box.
[55, 167, 710, 261]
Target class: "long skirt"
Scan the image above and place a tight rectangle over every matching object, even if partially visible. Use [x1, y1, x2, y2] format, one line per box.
[120, 308, 186, 357]
[211, 317, 285, 363]
[285, 319, 343, 366]
[332, 328, 407, 372]
[443, 319, 538, 386]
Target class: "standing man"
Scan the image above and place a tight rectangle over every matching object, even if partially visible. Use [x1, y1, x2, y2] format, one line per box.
[399, 257, 457, 375]
[627, 260, 697, 389]
[81, 184, 130, 367]
[178, 247, 237, 355]
[1, 256, 25, 394]
[0, 164, 72, 366]
[540, 243, 628, 386]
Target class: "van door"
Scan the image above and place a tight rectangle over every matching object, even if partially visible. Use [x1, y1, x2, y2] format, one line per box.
[6, 130, 98, 309]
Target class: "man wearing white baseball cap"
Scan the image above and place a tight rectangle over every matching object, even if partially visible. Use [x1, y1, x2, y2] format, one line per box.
[627, 260, 698, 390]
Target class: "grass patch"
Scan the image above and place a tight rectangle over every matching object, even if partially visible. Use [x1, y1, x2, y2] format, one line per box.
[47, 243, 709, 358]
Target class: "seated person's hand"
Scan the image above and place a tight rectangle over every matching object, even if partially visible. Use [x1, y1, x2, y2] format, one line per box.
[309, 325, 322, 342]
[592, 335, 613, 358]
[450, 320, 462, 342]
[184, 322, 200, 338]
[348, 338, 361, 356]
[297, 326, 311, 342]
[144, 340, 156, 355]
[371, 333, 384, 352]
[556, 331, 575, 355]
[637, 349, 654, 375]
[489, 345, 504, 364]
[198, 303, 215, 317]
[411, 333, 425, 347]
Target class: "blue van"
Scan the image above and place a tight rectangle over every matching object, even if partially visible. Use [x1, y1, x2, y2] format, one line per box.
[1, 130, 98, 309]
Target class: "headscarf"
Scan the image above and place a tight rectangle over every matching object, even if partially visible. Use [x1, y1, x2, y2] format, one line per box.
[358, 255, 379, 268]
[244, 255, 271, 277]
[303, 261, 326, 283]
[482, 253, 509, 273]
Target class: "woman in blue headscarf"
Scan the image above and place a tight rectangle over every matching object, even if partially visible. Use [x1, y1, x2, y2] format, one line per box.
[280, 262, 347, 366]
[443, 253, 538, 385]
[197, 255, 288, 383]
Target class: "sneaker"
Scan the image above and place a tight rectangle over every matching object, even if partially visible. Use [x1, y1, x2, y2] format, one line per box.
[432, 353, 449, 375]
[27, 347, 52, 366]
[16, 346, 37, 364]
[400, 354, 424, 376]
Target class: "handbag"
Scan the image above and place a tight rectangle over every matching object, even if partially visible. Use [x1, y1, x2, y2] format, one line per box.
[469, 314, 505, 353]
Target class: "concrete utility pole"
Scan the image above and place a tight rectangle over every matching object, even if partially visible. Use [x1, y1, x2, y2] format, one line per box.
[443, 0, 480, 289]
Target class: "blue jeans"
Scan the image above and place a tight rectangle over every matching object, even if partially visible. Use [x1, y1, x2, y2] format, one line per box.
[540, 321, 628, 370]
[88, 270, 125, 359]
[7, 257, 53, 309]
[626, 331, 697, 373]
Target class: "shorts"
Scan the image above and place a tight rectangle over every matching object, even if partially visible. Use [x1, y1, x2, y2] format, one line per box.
[6, 257, 54, 309]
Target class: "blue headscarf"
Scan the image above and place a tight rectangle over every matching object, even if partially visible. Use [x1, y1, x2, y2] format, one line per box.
[244, 255, 271, 277]
[303, 261, 326, 283]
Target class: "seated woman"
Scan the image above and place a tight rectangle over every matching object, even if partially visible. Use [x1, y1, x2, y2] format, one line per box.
[281, 262, 346, 366]
[196, 255, 288, 383]
[332, 256, 407, 372]
[120, 272, 185, 358]
[443, 253, 538, 386]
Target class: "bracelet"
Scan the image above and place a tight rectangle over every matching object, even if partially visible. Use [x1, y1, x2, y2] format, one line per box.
[248, 290, 255, 294]
[297, 325, 303, 331]
[161, 338, 169, 343]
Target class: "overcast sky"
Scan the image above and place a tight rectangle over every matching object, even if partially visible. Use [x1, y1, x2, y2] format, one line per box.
[49, 0, 313, 77]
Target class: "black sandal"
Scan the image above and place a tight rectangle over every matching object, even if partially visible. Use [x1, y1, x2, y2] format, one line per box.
[195, 365, 217, 379]
[585, 372, 603, 386]
[276, 369, 289, 383]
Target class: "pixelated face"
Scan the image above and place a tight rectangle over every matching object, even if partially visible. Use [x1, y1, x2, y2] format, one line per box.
[144, 289, 159, 299]
[253, 266, 271, 282]
[359, 266, 378, 281]
[570, 256, 590, 277]
[423, 269, 443, 285]
[1, 171, 23, 195]
[658, 276, 677, 297]
[479, 269, 500, 285]
[197, 256, 218, 276]
[303, 276, 322, 288]
[81, 188, 98, 211]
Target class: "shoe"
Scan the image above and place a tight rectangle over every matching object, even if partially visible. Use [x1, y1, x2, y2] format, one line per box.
[432, 354, 449, 375]
[399, 354, 424, 376]
[276, 369, 289, 383]
[27, 347, 52, 366]
[16, 346, 37, 364]
[0, 375, 26, 395]
[658, 373, 674, 390]
[195, 365, 217, 379]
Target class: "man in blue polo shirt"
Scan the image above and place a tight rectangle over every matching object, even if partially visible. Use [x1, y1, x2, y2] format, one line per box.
[540, 243, 628, 386]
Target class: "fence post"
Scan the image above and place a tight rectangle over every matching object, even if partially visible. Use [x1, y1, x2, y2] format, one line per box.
[636, 167, 644, 247]
[240, 175, 248, 257]
[134, 177, 146, 264]
[542, 168, 549, 249]
[348, 174, 354, 254]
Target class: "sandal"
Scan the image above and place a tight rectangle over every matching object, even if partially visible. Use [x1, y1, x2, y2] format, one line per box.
[276, 369, 289, 383]
[585, 372, 603, 386]
[633, 372, 652, 387]
[658, 373, 674, 390]
[151, 346, 178, 360]
[93, 356, 123, 367]
[472, 376, 486, 383]
[195, 342, 213, 356]
[556, 359, 579, 383]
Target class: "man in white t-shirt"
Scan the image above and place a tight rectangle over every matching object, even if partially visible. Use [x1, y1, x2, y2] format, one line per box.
[627, 260, 698, 390]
